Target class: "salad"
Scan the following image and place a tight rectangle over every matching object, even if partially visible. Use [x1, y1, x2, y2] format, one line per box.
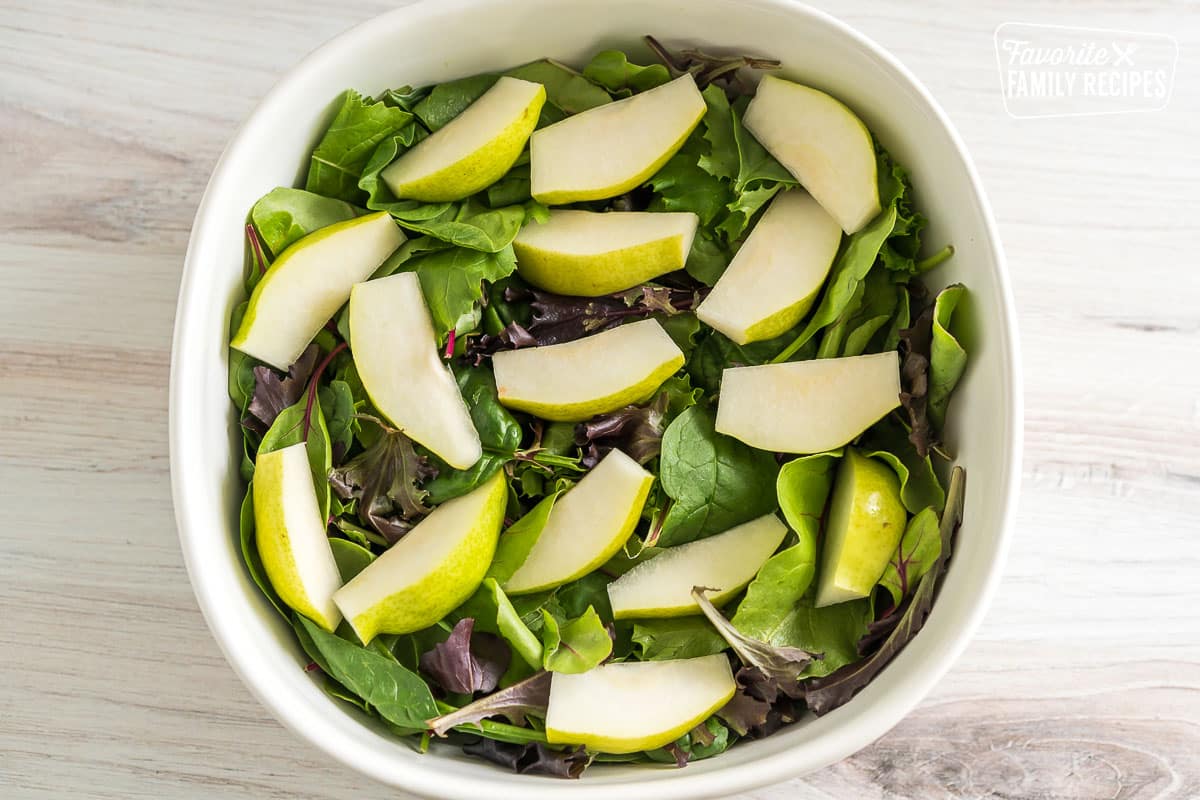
[228, 37, 969, 777]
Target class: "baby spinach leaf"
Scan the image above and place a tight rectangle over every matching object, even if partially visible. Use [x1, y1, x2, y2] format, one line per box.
[657, 406, 779, 546]
[318, 379, 356, 464]
[554, 573, 616, 624]
[841, 314, 891, 357]
[771, 204, 898, 363]
[486, 160, 532, 207]
[306, 90, 414, 203]
[540, 606, 612, 674]
[258, 394, 332, 521]
[488, 492, 560, 585]
[413, 74, 498, 130]
[294, 615, 438, 735]
[928, 284, 968, 431]
[455, 578, 544, 670]
[250, 187, 358, 256]
[804, 467, 964, 715]
[428, 670, 552, 736]
[861, 418, 945, 514]
[688, 325, 802, 395]
[684, 229, 730, 286]
[419, 618, 510, 694]
[631, 617, 728, 660]
[581, 50, 671, 94]
[878, 506, 941, 608]
[329, 537, 375, 582]
[425, 366, 521, 504]
[239, 483, 288, 617]
[506, 59, 613, 114]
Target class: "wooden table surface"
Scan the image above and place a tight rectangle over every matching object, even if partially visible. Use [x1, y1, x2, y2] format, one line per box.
[3, 1, 1198, 797]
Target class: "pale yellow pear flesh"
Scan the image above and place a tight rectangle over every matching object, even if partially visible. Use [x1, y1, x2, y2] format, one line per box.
[716, 352, 901, 454]
[743, 75, 881, 235]
[545, 655, 736, 753]
[503, 449, 654, 595]
[696, 190, 842, 345]
[332, 473, 506, 643]
[253, 443, 343, 631]
[491, 319, 685, 422]
[349, 272, 482, 470]
[530, 74, 706, 204]
[607, 514, 788, 619]
[232, 212, 405, 370]
[382, 77, 545, 202]
[513, 210, 699, 296]
[815, 450, 907, 607]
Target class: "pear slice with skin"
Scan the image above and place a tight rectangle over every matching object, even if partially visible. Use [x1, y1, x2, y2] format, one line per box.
[545, 655, 736, 753]
[492, 319, 684, 422]
[253, 442, 343, 632]
[513, 210, 699, 296]
[381, 77, 545, 202]
[716, 352, 901, 454]
[696, 190, 842, 344]
[815, 450, 907, 607]
[503, 449, 654, 595]
[607, 514, 787, 619]
[530, 73, 706, 204]
[349, 271, 481, 470]
[232, 212, 405, 370]
[743, 75, 881, 234]
[332, 472, 506, 643]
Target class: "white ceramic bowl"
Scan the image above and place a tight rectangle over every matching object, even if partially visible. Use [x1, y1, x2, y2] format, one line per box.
[170, 1, 1021, 796]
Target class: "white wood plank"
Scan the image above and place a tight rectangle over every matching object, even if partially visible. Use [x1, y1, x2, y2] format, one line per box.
[2, 0, 1197, 797]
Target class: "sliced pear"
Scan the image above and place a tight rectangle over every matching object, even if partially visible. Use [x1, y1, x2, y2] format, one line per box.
[607, 514, 787, 619]
[381, 77, 545, 202]
[545, 655, 736, 753]
[349, 272, 481, 469]
[503, 449, 654, 595]
[253, 443, 343, 631]
[530, 74, 706, 204]
[743, 75, 881, 234]
[815, 450, 906, 607]
[332, 473, 506, 643]
[696, 191, 842, 344]
[492, 319, 684, 422]
[232, 212, 405, 370]
[716, 352, 901, 453]
[513, 210, 699, 296]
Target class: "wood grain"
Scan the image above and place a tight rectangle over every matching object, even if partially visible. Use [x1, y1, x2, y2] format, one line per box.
[2, 1, 1198, 798]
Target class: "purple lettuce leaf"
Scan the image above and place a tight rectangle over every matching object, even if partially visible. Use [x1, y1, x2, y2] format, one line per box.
[427, 670, 552, 736]
[418, 618, 510, 695]
[242, 344, 319, 435]
[460, 738, 589, 779]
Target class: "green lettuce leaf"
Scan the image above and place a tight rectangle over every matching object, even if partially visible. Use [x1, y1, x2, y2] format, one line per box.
[540, 606, 612, 673]
[306, 90, 413, 203]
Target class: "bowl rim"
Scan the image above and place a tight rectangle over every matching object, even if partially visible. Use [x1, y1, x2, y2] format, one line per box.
[169, 0, 1023, 796]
